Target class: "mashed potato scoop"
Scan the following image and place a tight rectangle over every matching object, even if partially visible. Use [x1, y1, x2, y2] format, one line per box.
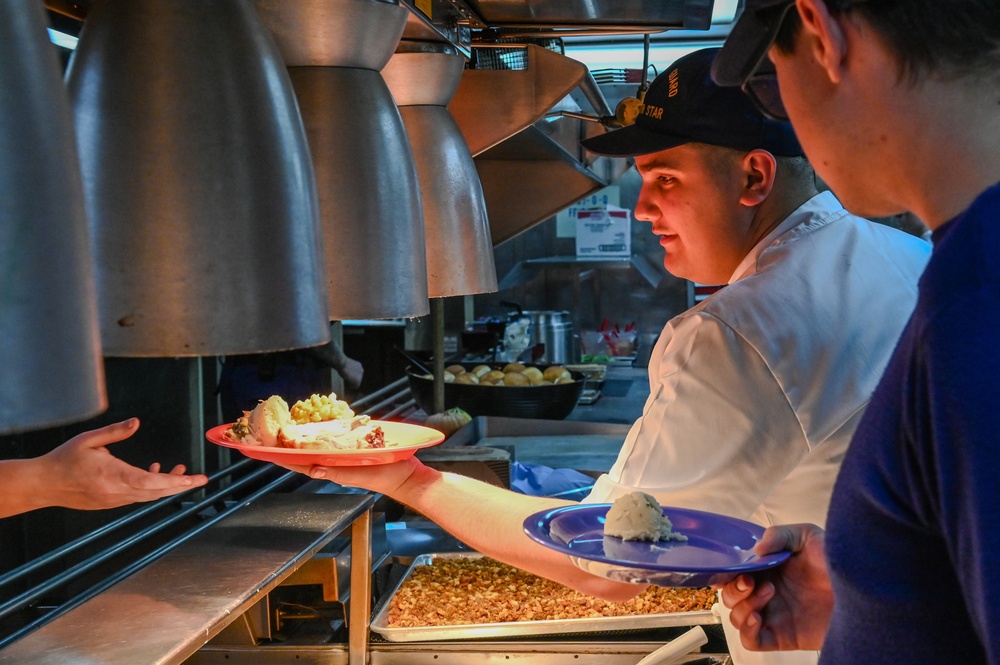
[604, 492, 688, 542]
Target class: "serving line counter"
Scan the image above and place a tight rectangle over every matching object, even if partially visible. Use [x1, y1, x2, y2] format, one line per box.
[0, 493, 376, 665]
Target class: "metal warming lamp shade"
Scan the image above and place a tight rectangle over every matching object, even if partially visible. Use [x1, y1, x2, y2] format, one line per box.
[382, 43, 498, 298]
[66, 0, 331, 356]
[0, 0, 106, 434]
[255, 0, 430, 319]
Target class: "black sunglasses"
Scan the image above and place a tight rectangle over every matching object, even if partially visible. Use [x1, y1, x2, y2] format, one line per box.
[743, 58, 788, 121]
[740, 0, 872, 121]
[740, 0, 797, 121]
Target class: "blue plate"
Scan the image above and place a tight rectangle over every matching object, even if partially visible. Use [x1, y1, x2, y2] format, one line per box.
[523, 504, 791, 587]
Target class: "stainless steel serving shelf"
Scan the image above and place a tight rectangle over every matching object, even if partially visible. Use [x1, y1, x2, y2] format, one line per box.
[0, 493, 374, 665]
[190, 644, 731, 664]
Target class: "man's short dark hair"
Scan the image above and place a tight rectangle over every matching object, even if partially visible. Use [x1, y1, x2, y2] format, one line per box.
[775, 1, 1000, 85]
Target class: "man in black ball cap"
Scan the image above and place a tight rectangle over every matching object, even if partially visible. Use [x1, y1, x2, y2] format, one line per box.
[276, 49, 928, 621]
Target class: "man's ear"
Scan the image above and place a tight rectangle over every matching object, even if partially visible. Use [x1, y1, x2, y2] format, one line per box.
[739, 150, 777, 207]
[794, 0, 848, 84]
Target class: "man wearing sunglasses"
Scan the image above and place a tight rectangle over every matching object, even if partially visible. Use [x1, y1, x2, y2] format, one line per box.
[713, 1, 1000, 663]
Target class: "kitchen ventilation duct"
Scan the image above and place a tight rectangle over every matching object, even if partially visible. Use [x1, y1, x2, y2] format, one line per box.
[382, 43, 498, 298]
[255, 0, 430, 319]
[66, 0, 331, 356]
[0, 0, 106, 434]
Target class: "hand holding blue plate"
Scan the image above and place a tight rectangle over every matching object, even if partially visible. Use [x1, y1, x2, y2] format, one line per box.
[523, 504, 791, 587]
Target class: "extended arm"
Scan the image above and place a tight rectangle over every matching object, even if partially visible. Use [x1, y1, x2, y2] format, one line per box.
[0, 418, 209, 518]
[289, 458, 646, 601]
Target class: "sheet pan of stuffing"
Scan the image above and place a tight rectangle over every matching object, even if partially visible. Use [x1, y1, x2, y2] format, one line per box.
[370, 552, 719, 642]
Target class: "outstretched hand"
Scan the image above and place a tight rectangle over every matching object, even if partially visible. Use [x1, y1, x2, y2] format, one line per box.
[718, 523, 833, 652]
[29, 418, 208, 513]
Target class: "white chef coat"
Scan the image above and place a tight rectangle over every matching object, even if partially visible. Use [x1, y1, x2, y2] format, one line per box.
[585, 192, 930, 529]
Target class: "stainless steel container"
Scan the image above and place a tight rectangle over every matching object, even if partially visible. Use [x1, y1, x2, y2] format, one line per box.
[524, 310, 576, 364]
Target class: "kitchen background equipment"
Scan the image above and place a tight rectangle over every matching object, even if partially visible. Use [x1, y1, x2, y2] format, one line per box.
[407, 363, 585, 420]
[382, 41, 499, 299]
[500, 301, 577, 364]
[257, 0, 431, 320]
[525, 309, 577, 363]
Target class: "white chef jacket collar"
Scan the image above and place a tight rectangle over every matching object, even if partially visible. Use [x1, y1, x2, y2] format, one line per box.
[727, 191, 844, 284]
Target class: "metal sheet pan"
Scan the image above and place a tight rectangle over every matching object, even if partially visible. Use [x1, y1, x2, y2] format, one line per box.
[370, 552, 719, 643]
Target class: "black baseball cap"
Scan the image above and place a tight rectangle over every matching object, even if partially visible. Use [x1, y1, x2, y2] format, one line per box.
[712, 0, 795, 87]
[579, 47, 803, 158]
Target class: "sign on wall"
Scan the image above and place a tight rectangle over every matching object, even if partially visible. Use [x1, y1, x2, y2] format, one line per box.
[555, 186, 621, 237]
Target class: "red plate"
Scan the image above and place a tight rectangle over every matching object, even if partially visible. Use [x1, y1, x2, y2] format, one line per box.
[205, 420, 445, 466]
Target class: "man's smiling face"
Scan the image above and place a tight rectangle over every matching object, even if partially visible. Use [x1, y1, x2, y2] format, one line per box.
[634, 143, 759, 284]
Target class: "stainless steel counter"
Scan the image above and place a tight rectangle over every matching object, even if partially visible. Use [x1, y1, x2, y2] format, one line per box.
[566, 364, 649, 425]
[191, 642, 731, 664]
[0, 493, 373, 665]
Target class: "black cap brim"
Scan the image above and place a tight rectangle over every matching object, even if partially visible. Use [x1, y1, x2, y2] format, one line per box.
[712, 0, 790, 87]
[580, 123, 695, 158]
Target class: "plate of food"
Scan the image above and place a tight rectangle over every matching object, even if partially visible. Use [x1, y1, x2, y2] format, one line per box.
[523, 492, 790, 587]
[207, 393, 445, 466]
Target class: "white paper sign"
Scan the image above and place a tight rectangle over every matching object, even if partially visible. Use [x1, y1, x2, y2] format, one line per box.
[575, 205, 631, 258]
[555, 186, 621, 237]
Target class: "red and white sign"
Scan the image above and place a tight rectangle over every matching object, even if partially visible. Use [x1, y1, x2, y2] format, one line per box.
[575, 205, 632, 258]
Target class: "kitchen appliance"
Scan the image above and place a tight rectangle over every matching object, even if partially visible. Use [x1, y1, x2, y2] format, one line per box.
[525, 310, 577, 364]
[500, 302, 577, 364]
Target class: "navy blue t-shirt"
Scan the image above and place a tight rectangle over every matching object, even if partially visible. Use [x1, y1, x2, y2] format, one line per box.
[823, 182, 1000, 662]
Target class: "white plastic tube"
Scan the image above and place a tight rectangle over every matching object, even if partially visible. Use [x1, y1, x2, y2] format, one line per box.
[635, 625, 709, 665]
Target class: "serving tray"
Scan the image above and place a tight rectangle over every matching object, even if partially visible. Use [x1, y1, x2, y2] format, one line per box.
[370, 552, 718, 642]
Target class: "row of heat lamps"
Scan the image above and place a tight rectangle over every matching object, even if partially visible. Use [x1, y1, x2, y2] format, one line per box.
[0, 0, 498, 435]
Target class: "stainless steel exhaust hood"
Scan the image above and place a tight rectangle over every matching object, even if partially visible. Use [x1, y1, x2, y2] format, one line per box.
[450, 44, 630, 245]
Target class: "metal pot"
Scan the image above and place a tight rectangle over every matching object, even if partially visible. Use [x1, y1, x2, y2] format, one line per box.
[499, 302, 577, 364]
[524, 310, 576, 364]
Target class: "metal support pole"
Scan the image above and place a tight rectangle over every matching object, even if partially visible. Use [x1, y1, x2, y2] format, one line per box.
[432, 298, 445, 414]
[348, 509, 372, 665]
